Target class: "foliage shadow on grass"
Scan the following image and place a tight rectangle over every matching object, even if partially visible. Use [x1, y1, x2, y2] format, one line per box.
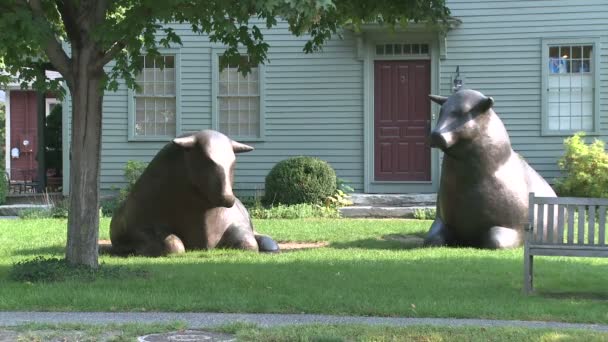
[330, 234, 425, 250]
[12, 245, 65, 256]
[534, 290, 608, 301]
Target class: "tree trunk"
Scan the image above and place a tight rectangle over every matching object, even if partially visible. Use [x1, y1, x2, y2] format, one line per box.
[65, 54, 104, 268]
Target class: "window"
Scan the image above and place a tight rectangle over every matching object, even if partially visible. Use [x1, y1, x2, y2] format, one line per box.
[212, 51, 264, 140]
[130, 54, 178, 139]
[542, 39, 599, 134]
[376, 43, 430, 57]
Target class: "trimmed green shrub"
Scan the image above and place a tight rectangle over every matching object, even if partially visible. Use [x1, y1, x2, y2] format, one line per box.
[263, 156, 337, 205]
[554, 132, 608, 198]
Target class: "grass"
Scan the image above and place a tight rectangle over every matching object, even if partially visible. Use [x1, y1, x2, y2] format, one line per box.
[6, 322, 608, 341]
[4, 322, 185, 341]
[217, 323, 608, 342]
[0, 218, 607, 323]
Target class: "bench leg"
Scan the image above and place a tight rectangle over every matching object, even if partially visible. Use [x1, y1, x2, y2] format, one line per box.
[523, 248, 534, 294]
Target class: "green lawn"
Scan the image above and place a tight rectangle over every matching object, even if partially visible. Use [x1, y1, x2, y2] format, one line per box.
[219, 323, 608, 342]
[0, 218, 607, 324]
[6, 323, 608, 342]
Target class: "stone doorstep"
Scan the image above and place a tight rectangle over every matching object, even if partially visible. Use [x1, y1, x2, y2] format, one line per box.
[339, 205, 435, 218]
[349, 193, 437, 207]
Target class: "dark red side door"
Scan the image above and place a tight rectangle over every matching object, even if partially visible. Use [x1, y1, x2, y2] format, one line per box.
[374, 60, 431, 181]
[10, 90, 38, 182]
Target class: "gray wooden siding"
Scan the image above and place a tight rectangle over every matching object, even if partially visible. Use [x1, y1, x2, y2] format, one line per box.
[441, 0, 608, 181]
[91, 22, 363, 196]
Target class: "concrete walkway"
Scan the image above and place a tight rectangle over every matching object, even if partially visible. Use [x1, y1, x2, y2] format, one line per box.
[0, 312, 607, 332]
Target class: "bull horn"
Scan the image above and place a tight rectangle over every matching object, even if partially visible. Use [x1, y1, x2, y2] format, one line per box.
[173, 135, 197, 148]
[429, 94, 448, 105]
[232, 140, 254, 153]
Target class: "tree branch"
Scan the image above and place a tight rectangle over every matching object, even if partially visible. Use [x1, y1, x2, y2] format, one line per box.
[96, 39, 126, 69]
[25, 0, 74, 85]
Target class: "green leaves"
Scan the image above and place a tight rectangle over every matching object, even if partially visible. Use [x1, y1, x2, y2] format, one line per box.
[555, 132, 608, 198]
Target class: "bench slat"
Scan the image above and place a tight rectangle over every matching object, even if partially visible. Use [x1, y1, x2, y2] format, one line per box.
[578, 205, 585, 245]
[599, 206, 606, 246]
[557, 204, 565, 244]
[567, 205, 575, 244]
[529, 246, 608, 258]
[533, 196, 608, 206]
[536, 202, 545, 243]
[588, 205, 595, 245]
[547, 203, 554, 243]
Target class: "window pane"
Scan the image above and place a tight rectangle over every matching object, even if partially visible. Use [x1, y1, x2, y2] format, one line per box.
[570, 102, 582, 116]
[549, 46, 559, 58]
[165, 56, 175, 68]
[165, 82, 175, 96]
[394, 44, 402, 55]
[581, 59, 591, 73]
[570, 116, 582, 130]
[385, 44, 393, 55]
[559, 117, 570, 130]
[403, 44, 411, 54]
[571, 60, 581, 73]
[144, 56, 154, 68]
[228, 82, 237, 95]
[219, 82, 228, 95]
[548, 116, 559, 130]
[572, 45, 582, 59]
[583, 45, 592, 58]
[582, 116, 593, 130]
[582, 101, 593, 116]
[376, 45, 384, 55]
[238, 81, 249, 95]
[421, 44, 429, 54]
[548, 102, 559, 117]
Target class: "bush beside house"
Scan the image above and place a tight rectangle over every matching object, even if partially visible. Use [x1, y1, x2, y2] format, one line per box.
[263, 156, 337, 206]
[555, 133, 608, 198]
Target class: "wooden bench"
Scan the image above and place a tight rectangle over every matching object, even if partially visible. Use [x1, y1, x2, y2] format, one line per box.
[524, 193, 608, 294]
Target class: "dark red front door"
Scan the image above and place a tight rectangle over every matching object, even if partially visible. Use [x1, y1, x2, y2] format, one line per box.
[374, 60, 431, 181]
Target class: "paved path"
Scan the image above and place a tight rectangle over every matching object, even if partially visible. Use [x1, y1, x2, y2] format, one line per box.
[0, 312, 607, 332]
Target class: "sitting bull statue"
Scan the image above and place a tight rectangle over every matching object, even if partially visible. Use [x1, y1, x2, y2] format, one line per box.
[108, 129, 279, 256]
[425, 89, 556, 249]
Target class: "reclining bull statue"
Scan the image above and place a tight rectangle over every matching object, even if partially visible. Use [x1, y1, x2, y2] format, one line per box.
[425, 89, 556, 249]
[108, 129, 279, 256]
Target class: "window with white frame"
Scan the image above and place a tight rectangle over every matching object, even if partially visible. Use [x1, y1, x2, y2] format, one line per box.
[544, 40, 597, 133]
[216, 56, 261, 138]
[133, 54, 177, 137]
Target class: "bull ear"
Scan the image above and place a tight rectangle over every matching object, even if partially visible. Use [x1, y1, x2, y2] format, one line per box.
[477, 96, 495, 113]
[172, 135, 197, 148]
[429, 94, 448, 105]
[232, 140, 254, 153]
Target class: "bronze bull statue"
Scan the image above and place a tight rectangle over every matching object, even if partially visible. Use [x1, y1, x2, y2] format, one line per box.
[108, 130, 279, 256]
[425, 89, 556, 249]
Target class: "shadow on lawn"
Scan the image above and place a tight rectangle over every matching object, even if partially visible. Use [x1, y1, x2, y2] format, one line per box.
[12, 245, 65, 256]
[330, 233, 425, 250]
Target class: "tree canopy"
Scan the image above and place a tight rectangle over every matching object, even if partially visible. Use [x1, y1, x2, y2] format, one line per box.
[0, 0, 451, 93]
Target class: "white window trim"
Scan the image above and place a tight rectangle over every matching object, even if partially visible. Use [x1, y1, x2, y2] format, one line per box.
[211, 48, 266, 141]
[127, 48, 181, 141]
[541, 37, 601, 136]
